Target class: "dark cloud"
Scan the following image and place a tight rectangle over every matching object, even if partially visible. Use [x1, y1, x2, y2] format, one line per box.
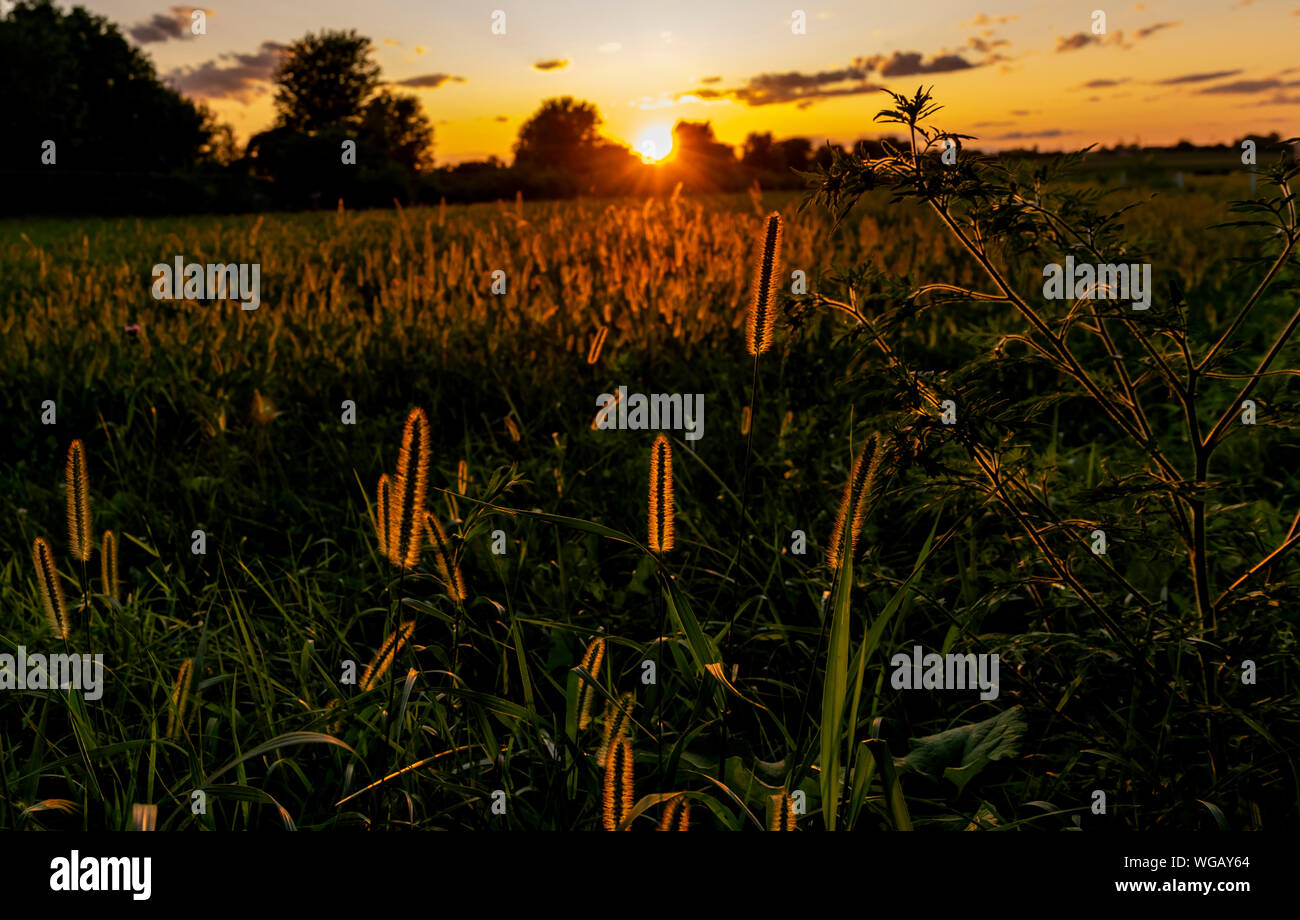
[1250, 93, 1300, 106]
[967, 35, 1010, 53]
[533, 59, 569, 71]
[962, 13, 1018, 27]
[682, 66, 881, 106]
[164, 40, 287, 102]
[391, 73, 465, 88]
[495, 115, 509, 122]
[1055, 32, 1098, 52]
[1199, 78, 1299, 94]
[1009, 109, 1035, 116]
[1135, 21, 1180, 38]
[699, 75, 722, 84]
[997, 129, 1066, 140]
[857, 51, 977, 77]
[129, 5, 205, 44]
[973, 120, 1014, 126]
[1081, 78, 1128, 88]
[1154, 70, 1242, 84]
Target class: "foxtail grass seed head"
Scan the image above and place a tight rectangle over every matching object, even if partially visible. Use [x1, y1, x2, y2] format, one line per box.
[33, 537, 69, 639]
[577, 636, 607, 730]
[740, 405, 752, 437]
[388, 408, 431, 569]
[826, 434, 886, 569]
[658, 794, 691, 831]
[131, 804, 158, 831]
[360, 621, 416, 692]
[769, 791, 796, 831]
[648, 434, 675, 553]
[375, 474, 391, 558]
[603, 734, 635, 831]
[167, 658, 194, 738]
[65, 439, 92, 562]
[504, 414, 521, 442]
[746, 212, 783, 356]
[457, 459, 469, 495]
[424, 512, 468, 602]
[587, 325, 608, 364]
[101, 529, 119, 603]
[597, 691, 635, 767]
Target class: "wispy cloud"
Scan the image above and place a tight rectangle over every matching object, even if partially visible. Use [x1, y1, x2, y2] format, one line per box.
[128, 5, 207, 44]
[533, 59, 570, 71]
[997, 129, 1066, 140]
[391, 73, 465, 89]
[164, 39, 287, 102]
[1135, 21, 1180, 39]
[1199, 78, 1300, 94]
[1154, 70, 1242, 84]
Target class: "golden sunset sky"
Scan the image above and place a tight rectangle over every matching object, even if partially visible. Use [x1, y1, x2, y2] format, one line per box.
[93, 0, 1300, 163]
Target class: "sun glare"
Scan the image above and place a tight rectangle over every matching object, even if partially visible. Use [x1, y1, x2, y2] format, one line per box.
[636, 125, 674, 163]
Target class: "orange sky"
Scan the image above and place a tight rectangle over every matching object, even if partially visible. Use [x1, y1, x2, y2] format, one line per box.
[97, 0, 1300, 163]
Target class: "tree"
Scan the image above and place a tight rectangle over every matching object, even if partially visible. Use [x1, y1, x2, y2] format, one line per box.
[273, 29, 381, 133]
[513, 97, 604, 170]
[0, 0, 217, 175]
[360, 90, 435, 174]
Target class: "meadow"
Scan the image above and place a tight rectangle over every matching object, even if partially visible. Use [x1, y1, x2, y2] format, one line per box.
[1, 135, 1297, 830]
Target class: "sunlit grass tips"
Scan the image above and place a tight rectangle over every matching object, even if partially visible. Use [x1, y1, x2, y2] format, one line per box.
[648, 434, 674, 553]
[746, 211, 782, 357]
[826, 433, 886, 569]
[424, 511, 468, 602]
[166, 658, 193, 738]
[657, 794, 691, 831]
[387, 408, 431, 570]
[576, 636, 606, 731]
[101, 529, 119, 603]
[360, 621, 416, 692]
[603, 734, 634, 831]
[32, 536, 69, 639]
[65, 439, 92, 563]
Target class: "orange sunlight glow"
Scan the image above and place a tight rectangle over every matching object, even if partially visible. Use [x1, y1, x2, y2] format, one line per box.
[636, 124, 674, 163]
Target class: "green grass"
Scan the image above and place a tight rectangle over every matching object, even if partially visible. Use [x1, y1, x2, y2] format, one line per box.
[1, 167, 1297, 830]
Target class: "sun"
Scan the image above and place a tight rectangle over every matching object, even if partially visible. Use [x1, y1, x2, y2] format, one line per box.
[636, 124, 674, 163]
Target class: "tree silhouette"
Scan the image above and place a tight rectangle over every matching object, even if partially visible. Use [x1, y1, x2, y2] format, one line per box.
[273, 29, 381, 133]
[513, 97, 604, 170]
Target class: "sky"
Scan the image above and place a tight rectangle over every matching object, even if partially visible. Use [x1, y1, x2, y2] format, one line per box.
[87, 0, 1300, 164]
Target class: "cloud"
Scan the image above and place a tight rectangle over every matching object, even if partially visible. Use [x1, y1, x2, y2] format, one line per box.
[495, 115, 509, 122]
[533, 59, 569, 71]
[391, 73, 465, 88]
[1250, 93, 1300, 106]
[967, 35, 1010, 53]
[1199, 78, 1300, 94]
[164, 39, 287, 102]
[857, 51, 978, 76]
[1081, 78, 1128, 88]
[962, 13, 1018, 27]
[973, 120, 1015, 126]
[1154, 70, 1242, 84]
[1135, 21, 1180, 38]
[686, 66, 881, 106]
[684, 45, 993, 109]
[997, 129, 1066, 140]
[128, 6, 206, 44]
[1055, 32, 1098, 52]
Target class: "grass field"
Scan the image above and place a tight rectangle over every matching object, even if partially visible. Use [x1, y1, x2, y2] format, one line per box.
[2, 157, 1298, 831]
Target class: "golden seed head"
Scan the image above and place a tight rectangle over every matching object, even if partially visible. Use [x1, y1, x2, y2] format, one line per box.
[388, 408, 431, 570]
[827, 434, 887, 569]
[65, 439, 92, 563]
[603, 734, 635, 831]
[424, 512, 468, 602]
[167, 658, 194, 738]
[32, 536, 69, 639]
[577, 636, 607, 731]
[746, 212, 783, 357]
[657, 794, 691, 831]
[101, 529, 119, 603]
[648, 434, 675, 554]
[769, 790, 796, 831]
[360, 621, 416, 692]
